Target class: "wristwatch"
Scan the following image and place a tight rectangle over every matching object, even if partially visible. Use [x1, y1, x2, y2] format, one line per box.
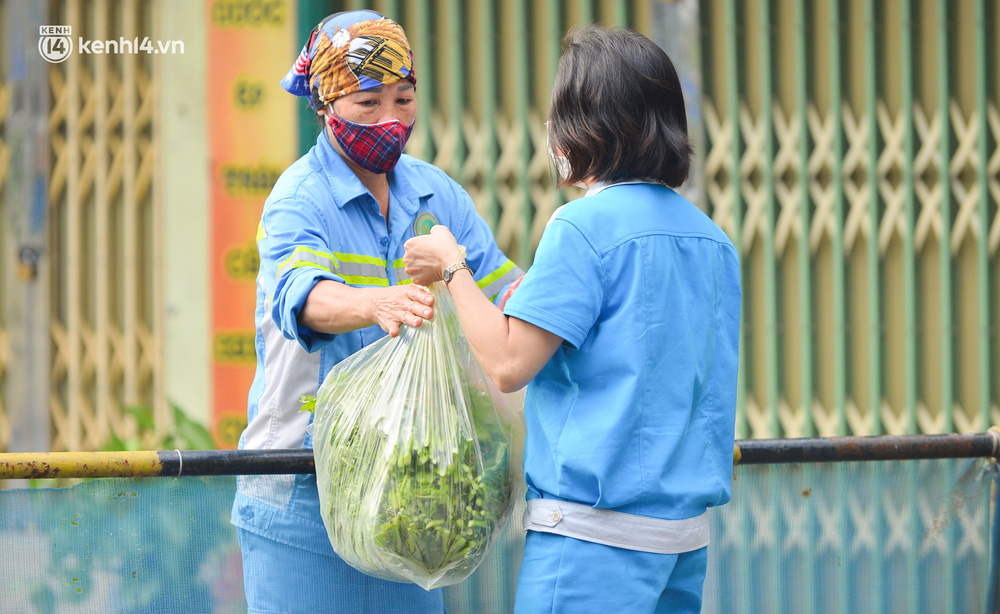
[442, 261, 472, 284]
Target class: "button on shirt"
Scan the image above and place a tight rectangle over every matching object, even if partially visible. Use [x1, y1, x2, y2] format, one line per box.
[232, 131, 522, 554]
[502, 182, 741, 521]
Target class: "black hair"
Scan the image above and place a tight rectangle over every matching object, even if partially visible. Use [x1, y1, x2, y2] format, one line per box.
[547, 25, 692, 188]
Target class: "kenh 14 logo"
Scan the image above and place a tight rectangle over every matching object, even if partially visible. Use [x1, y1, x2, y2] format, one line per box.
[37, 25, 184, 63]
[38, 25, 72, 63]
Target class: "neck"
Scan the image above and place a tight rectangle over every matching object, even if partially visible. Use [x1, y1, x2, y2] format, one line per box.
[327, 127, 390, 217]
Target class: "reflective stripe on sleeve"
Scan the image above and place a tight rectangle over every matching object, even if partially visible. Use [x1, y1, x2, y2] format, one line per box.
[276, 247, 338, 280]
[478, 260, 522, 299]
[275, 249, 391, 287]
[340, 275, 389, 287]
[334, 252, 385, 267]
[336, 252, 390, 287]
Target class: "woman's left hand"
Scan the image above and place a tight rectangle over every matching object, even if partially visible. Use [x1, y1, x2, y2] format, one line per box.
[403, 225, 465, 286]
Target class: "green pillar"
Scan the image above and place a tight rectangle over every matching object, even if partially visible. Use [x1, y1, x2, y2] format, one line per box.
[297, 0, 333, 157]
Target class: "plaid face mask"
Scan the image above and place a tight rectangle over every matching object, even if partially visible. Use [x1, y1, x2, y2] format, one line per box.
[327, 111, 414, 174]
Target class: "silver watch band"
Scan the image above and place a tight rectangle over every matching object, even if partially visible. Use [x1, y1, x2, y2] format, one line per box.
[443, 261, 472, 283]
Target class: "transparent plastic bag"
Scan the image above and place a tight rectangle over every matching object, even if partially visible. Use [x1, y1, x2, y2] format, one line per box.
[312, 282, 522, 590]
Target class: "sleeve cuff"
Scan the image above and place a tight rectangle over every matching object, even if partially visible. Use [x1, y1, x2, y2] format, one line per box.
[503, 302, 587, 350]
[273, 267, 342, 353]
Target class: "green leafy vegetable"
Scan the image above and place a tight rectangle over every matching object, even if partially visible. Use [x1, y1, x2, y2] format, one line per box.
[318, 383, 514, 589]
[372, 389, 511, 575]
[300, 394, 317, 413]
[311, 283, 518, 589]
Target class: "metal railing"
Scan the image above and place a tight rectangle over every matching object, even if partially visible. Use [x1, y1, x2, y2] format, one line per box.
[0, 0, 996, 455]
[1, 431, 996, 479]
[1, 433, 998, 613]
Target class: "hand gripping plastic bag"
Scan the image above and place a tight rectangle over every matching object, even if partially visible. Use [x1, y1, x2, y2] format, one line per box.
[312, 282, 522, 590]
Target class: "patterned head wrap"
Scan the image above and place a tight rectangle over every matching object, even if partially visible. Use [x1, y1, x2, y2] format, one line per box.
[281, 10, 416, 110]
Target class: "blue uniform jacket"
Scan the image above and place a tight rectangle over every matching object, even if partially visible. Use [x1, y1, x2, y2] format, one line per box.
[503, 182, 741, 521]
[232, 131, 522, 555]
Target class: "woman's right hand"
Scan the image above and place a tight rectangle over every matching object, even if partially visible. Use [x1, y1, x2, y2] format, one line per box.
[402, 225, 465, 286]
[300, 280, 435, 337]
[370, 285, 435, 337]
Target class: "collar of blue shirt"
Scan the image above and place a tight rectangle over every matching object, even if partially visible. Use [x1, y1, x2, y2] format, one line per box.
[313, 130, 434, 212]
[585, 178, 664, 197]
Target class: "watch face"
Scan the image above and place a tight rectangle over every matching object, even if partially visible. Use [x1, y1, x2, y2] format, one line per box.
[443, 262, 467, 283]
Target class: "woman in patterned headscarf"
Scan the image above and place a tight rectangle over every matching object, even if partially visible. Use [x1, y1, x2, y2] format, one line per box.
[233, 11, 521, 613]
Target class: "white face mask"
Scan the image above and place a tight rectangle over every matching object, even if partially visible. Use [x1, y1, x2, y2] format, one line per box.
[546, 123, 587, 189]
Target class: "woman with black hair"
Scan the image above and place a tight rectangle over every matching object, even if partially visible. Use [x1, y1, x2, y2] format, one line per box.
[405, 25, 741, 613]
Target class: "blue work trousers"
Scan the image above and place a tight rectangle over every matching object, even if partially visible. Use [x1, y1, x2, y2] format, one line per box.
[238, 528, 446, 614]
[514, 531, 708, 614]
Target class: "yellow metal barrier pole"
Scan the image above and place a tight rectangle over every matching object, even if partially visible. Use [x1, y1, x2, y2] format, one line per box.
[0, 449, 317, 479]
[0, 451, 164, 479]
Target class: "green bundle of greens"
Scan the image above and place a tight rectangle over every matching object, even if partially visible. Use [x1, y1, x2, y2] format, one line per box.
[372, 388, 511, 577]
[310, 376, 515, 589]
[309, 283, 519, 589]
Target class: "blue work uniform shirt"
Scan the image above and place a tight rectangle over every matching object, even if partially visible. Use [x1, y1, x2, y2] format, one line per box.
[232, 131, 522, 555]
[503, 182, 741, 521]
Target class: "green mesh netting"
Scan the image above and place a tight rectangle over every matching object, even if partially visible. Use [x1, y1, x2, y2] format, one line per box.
[705, 458, 993, 613]
[0, 458, 993, 613]
[0, 475, 243, 614]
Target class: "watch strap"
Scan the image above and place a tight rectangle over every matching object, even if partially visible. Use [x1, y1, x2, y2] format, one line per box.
[443, 261, 472, 283]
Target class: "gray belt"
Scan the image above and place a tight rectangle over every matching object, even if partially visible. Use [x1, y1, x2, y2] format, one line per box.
[523, 498, 710, 555]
